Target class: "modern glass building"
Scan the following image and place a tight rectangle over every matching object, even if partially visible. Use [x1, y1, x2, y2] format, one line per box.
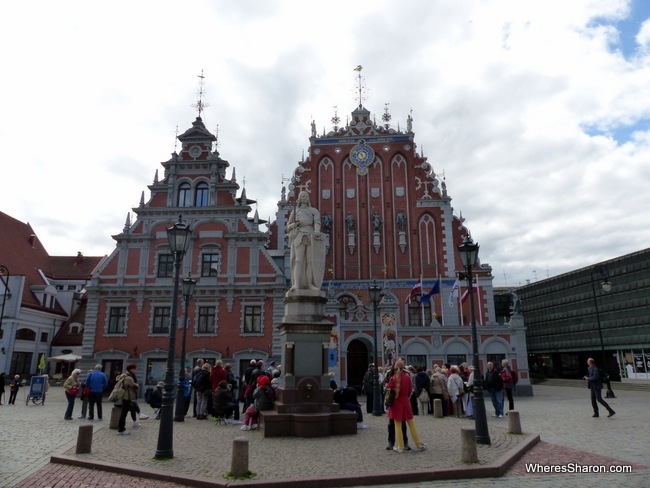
[518, 248, 650, 380]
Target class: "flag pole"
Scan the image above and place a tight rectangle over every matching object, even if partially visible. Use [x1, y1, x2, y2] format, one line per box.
[438, 276, 444, 326]
[419, 275, 425, 326]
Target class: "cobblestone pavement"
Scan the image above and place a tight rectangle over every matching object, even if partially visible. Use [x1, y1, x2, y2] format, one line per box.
[3, 383, 648, 487]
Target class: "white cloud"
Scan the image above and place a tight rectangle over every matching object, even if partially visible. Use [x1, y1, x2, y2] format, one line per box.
[1, 0, 649, 286]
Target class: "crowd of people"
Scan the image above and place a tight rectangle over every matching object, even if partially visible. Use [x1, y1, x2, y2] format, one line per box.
[355, 358, 519, 427]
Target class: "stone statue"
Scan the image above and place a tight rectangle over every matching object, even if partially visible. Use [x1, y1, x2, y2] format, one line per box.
[372, 211, 382, 232]
[346, 213, 355, 233]
[396, 210, 406, 232]
[287, 191, 325, 291]
[311, 120, 316, 137]
[510, 291, 522, 316]
[321, 213, 332, 233]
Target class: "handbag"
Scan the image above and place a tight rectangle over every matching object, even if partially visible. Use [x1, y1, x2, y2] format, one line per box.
[384, 388, 396, 407]
[69, 387, 79, 396]
[418, 390, 429, 403]
[84, 386, 91, 396]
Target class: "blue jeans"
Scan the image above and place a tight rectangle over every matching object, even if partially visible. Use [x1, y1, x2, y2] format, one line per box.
[488, 389, 504, 416]
[64, 392, 76, 419]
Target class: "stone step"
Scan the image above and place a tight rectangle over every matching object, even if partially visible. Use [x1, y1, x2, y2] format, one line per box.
[539, 378, 650, 392]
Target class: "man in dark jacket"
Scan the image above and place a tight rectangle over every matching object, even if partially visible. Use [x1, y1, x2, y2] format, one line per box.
[583, 358, 615, 418]
[362, 364, 375, 414]
[334, 386, 367, 429]
[150, 381, 164, 419]
[484, 362, 504, 418]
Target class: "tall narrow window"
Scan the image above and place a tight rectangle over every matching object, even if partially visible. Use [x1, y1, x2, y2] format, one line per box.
[152, 307, 170, 334]
[108, 307, 126, 333]
[178, 182, 191, 207]
[407, 301, 432, 326]
[195, 182, 209, 207]
[197, 306, 216, 333]
[243, 306, 262, 333]
[158, 254, 174, 278]
[201, 253, 220, 277]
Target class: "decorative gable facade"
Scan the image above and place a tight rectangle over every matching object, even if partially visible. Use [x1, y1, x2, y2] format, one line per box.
[81, 116, 286, 386]
[269, 103, 531, 393]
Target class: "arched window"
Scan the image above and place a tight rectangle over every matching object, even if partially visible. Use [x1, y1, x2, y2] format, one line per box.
[178, 183, 191, 207]
[195, 182, 209, 207]
[15, 328, 36, 341]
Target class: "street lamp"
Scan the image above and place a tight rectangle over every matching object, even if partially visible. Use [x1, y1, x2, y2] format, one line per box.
[155, 215, 192, 459]
[458, 235, 491, 445]
[369, 280, 384, 416]
[0, 265, 9, 339]
[590, 264, 615, 398]
[174, 274, 196, 422]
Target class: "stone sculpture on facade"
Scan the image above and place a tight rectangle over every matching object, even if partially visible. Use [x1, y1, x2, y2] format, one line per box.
[287, 191, 325, 292]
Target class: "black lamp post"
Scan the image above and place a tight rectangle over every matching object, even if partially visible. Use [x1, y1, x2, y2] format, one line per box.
[0, 265, 9, 339]
[155, 215, 192, 459]
[458, 235, 491, 445]
[590, 264, 615, 398]
[369, 280, 384, 416]
[174, 274, 196, 422]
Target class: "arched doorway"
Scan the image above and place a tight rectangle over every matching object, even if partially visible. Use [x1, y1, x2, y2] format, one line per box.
[347, 339, 369, 392]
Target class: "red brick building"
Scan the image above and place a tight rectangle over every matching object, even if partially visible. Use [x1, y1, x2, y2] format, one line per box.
[81, 116, 286, 385]
[81, 102, 530, 394]
[269, 103, 531, 392]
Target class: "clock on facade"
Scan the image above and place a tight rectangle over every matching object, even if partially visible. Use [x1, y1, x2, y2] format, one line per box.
[189, 145, 202, 158]
[349, 140, 375, 175]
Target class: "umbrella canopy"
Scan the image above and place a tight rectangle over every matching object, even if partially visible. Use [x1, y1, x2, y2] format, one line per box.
[47, 353, 82, 362]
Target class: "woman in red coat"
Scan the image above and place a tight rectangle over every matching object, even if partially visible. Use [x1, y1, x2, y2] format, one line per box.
[386, 358, 426, 453]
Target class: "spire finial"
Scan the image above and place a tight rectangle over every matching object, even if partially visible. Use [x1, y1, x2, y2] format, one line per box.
[353, 65, 367, 107]
[192, 70, 209, 118]
[214, 124, 220, 152]
[174, 126, 179, 152]
[331, 105, 340, 131]
[382, 103, 391, 129]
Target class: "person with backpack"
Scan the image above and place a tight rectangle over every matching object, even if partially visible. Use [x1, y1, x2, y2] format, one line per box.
[116, 363, 139, 435]
[500, 359, 516, 412]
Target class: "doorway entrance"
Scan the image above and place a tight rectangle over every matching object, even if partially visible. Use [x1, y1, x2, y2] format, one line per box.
[347, 339, 369, 392]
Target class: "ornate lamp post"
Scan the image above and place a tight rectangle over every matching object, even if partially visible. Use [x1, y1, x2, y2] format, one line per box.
[590, 264, 615, 398]
[155, 216, 192, 459]
[369, 280, 384, 416]
[0, 265, 9, 339]
[174, 274, 196, 422]
[458, 235, 491, 445]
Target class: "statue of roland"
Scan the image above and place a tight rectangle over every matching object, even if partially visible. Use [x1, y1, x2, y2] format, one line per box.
[287, 191, 326, 292]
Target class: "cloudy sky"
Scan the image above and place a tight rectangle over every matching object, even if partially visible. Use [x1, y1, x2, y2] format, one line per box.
[2, 0, 649, 287]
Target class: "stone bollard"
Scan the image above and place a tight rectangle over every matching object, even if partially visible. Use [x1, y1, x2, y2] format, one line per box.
[109, 404, 121, 430]
[460, 427, 478, 463]
[231, 437, 249, 477]
[76, 425, 93, 454]
[433, 398, 443, 418]
[507, 410, 522, 434]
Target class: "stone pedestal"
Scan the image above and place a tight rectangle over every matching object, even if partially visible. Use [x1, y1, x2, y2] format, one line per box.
[261, 290, 357, 437]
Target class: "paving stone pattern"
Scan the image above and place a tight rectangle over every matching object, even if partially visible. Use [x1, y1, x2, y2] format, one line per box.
[4, 384, 649, 487]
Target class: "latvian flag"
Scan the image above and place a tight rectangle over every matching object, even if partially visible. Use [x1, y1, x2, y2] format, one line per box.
[405, 279, 422, 304]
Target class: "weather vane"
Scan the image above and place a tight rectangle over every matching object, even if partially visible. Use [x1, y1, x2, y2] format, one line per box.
[192, 69, 209, 118]
[353, 65, 367, 107]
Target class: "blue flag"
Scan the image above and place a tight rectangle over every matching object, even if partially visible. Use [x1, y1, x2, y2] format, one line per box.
[420, 281, 440, 303]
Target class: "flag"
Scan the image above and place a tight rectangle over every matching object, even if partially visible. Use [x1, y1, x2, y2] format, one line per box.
[405, 279, 422, 304]
[38, 353, 46, 371]
[460, 288, 469, 304]
[420, 281, 440, 303]
[448, 279, 460, 307]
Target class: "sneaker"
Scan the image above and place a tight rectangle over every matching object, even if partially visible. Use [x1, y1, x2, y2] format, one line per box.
[139, 414, 149, 420]
[77, 415, 86, 419]
[607, 411, 616, 418]
[240, 425, 250, 431]
[404, 446, 412, 451]
[415, 443, 427, 452]
[392, 447, 404, 453]
[498, 415, 504, 418]
[357, 422, 368, 429]
[592, 414, 599, 418]
[64, 417, 73, 420]
[117, 430, 130, 435]
[251, 424, 259, 430]
[132, 422, 141, 428]
[386, 446, 393, 450]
